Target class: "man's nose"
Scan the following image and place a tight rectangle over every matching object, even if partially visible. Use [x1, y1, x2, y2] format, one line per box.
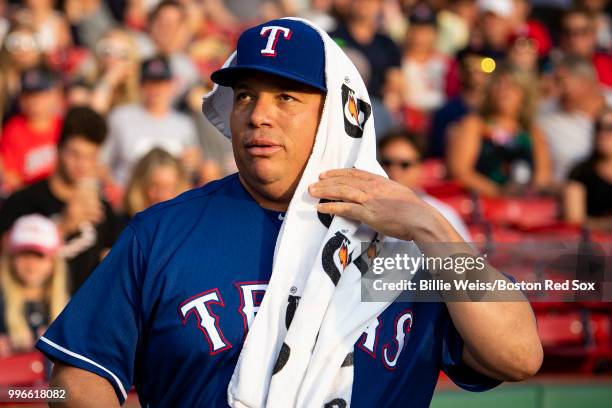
[249, 94, 274, 128]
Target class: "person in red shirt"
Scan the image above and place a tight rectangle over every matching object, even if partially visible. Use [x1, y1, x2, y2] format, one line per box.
[0, 67, 63, 192]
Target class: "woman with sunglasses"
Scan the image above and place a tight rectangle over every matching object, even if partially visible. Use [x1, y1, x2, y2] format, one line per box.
[447, 64, 552, 197]
[564, 107, 612, 231]
[0, 23, 44, 125]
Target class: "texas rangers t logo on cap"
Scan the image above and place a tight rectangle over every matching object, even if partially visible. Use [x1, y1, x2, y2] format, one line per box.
[260, 26, 292, 57]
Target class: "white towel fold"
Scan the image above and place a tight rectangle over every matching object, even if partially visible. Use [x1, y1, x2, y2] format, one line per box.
[202, 17, 396, 408]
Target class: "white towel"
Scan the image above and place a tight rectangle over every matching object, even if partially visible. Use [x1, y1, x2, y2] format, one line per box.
[202, 17, 395, 408]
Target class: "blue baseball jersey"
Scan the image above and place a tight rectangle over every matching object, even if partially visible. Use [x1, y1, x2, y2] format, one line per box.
[36, 173, 500, 407]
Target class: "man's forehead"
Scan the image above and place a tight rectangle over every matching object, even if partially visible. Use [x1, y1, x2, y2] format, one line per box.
[232, 72, 325, 94]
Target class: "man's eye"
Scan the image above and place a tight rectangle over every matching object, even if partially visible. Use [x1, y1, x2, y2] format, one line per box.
[235, 92, 251, 102]
[280, 94, 296, 102]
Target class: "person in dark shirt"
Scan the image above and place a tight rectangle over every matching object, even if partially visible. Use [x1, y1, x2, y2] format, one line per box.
[0, 107, 124, 293]
[564, 108, 612, 230]
[329, 0, 401, 98]
[447, 64, 552, 197]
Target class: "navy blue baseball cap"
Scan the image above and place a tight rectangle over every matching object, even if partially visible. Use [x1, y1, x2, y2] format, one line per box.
[141, 56, 173, 81]
[211, 19, 326, 92]
[20, 67, 57, 93]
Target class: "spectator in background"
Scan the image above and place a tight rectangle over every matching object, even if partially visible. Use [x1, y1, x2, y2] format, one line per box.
[507, 31, 541, 74]
[138, 0, 200, 104]
[81, 29, 141, 114]
[428, 48, 492, 158]
[300, 0, 337, 32]
[63, 0, 117, 50]
[448, 65, 551, 197]
[470, 0, 515, 57]
[564, 107, 612, 231]
[538, 55, 605, 183]
[220, 0, 294, 24]
[102, 56, 201, 187]
[329, 0, 401, 98]
[123, 148, 190, 218]
[436, 0, 479, 57]
[0, 24, 44, 124]
[378, 131, 471, 241]
[0, 214, 68, 357]
[13, 0, 71, 56]
[560, 8, 612, 95]
[0, 0, 8, 45]
[126, 0, 238, 31]
[578, 0, 612, 52]
[0, 107, 123, 293]
[0, 67, 63, 192]
[396, 3, 453, 133]
[510, 0, 552, 58]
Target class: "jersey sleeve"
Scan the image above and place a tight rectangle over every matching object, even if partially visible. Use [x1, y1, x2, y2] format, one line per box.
[35, 224, 145, 404]
[440, 309, 502, 392]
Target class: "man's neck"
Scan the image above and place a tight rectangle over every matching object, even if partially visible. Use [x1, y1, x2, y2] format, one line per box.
[238, 174, 292, 212]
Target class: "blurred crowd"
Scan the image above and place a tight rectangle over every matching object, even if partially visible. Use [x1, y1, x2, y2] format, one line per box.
[0, 0, 610, 360]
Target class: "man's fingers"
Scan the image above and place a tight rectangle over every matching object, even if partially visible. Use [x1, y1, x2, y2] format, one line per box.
[316, 201, 369, 222]
[319, 168, 379, 181]
[310, 176, 370, 193]
[309, 183, 368, 204]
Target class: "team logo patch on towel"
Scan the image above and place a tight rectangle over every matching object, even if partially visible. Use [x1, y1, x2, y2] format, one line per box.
[322, 231, 354, 285]
[341, 84, 371, 138]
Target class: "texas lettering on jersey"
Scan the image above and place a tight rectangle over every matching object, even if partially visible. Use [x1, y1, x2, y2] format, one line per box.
[178, 283, 414, 369]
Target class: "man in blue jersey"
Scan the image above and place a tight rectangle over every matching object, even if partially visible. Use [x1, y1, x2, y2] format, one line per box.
[37, 18, 542, 408]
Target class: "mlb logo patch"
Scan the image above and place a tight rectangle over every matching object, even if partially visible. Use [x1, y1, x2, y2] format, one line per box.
[341, 84, 371, 138]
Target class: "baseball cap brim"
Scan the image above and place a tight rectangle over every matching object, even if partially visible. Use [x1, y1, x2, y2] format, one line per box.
[141, 74, 173, 82]
[21, 82, 54, 93]
[10, 243, 56, 256]
[211, 65, 327, 92]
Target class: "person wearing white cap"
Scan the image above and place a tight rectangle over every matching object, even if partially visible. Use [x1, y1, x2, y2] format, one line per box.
[476, 0, 515, 54]
[0, 214, 68, 357]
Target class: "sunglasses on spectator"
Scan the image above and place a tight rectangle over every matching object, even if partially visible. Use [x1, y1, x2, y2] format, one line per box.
[380, 158, 419, 169]
[5, 32, 40, 54]
[96, 42, 131, 59]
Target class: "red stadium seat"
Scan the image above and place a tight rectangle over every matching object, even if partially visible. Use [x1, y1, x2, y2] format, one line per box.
[590, 313, 611, 347]
[0, 352, 46, 386]
[479, 197, 559, 228]
[419, 159, 446, 189]
[537, 312, 586, 348]
[423, 181, 465, 198]
[436, 193, 474, 221]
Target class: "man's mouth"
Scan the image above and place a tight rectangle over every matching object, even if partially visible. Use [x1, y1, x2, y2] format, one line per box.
[244, 139, 282, 156]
